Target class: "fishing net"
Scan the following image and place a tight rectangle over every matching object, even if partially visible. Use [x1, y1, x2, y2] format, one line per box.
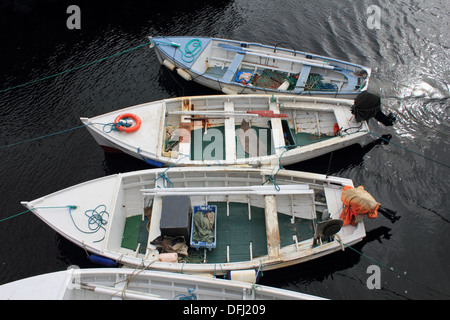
[304, 73, 338, 91]
[251, 70, 297, 90]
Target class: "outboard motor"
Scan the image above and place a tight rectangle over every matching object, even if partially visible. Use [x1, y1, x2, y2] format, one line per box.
[352, 91, 396, 126]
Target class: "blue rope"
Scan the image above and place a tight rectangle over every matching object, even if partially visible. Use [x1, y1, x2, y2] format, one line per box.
[0, 42, 148, 93]
[102, 120, 132, 133]
[262, 146, 289, 191]
[151, 38, 202, 63]
[174, 288, 197, 300]
[181, 39, 202, 63]
[338, 240, 450, 298]
[0, 124, 88, 150]
[0, 205, 77, 223]
[68, 204, 109, 243]
[365, 130, 450, 169]
[0, 42, 150, 94]
[153, 153, 190, 188]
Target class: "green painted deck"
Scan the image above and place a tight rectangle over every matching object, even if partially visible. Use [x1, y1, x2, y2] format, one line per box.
[202, 201, 314, 264]
[190, 125, 272, 161]
[121, 215, 149, 254]
[291, 131, 334, 146]
[121, 202, 315, 263]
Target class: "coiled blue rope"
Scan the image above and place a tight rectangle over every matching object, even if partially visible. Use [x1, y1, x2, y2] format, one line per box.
[173, 288, 197, 300]
[68, 204, 109, 243]
[181, 39, 202, 63]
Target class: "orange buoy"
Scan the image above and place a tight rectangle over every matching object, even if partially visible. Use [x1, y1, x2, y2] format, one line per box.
[114, 113, 141, 133]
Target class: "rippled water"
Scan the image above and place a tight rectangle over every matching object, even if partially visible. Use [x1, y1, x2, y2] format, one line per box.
[0, 0, 449, 300]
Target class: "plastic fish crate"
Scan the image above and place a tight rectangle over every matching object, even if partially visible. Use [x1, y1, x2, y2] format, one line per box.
[190, 205, 217, 251]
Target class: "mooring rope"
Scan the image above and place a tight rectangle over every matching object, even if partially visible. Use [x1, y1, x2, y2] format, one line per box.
[68, 204, 109, 243]
[0, 205, 76, 223]
[0, 42, 150, 94]
[336, 239, 450, 299]
[0, 124, 88, 150]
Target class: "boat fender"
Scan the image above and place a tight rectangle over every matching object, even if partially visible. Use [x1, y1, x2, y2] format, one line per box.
[158, 252, 178, 263]
[162, 59, 176, 71]
[176, 68, 192, 81]
[221, 87, 238, 95]
[88, 254, 118, 267]
[145, 158, 164, 167]
[277, 80, 290, 91]
[228, 269, 258, 284]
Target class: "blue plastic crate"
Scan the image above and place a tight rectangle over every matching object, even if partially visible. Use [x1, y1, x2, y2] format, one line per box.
[190, 205, 217, 251]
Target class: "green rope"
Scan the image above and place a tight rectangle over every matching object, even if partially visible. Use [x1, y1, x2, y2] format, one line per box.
[340, 241, 450, 298]
[365, 130, 450, 169]
[181, 39, 202, 63]
[0, 42, 150, 94]
[0, 120, 131, 151]
[150, 38, 202, 64]
[1, 204, 108, 243]
[0, 124, 88, 150]
[68, 204, 109, 243]
[154, 153, 189, 188]
[0, 209, 33, 223]
[382, 103, 450, 137]
[0, 205, 77, 223]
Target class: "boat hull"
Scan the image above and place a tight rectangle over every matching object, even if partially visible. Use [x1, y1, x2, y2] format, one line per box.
[81, 94, 372, 168]
[22, 166, 367, 276]
[151, 36, 371, 99]
[0, 268, 327, 300]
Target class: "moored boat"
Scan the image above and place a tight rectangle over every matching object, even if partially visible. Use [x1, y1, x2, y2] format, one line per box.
[149, 36, 371, 98]
[21, 166, 371, 275]
[80, 94, 371, 168]
[0, 268, 327, 300]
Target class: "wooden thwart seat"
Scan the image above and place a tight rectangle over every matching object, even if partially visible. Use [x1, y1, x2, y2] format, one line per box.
[264, 195, 281, 260]
[221, 53, 245, 83]
[224, 102, 236, 161]
[294, 65, 312, 92]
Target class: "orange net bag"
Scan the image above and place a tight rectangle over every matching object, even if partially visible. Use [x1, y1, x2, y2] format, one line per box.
[340, 185, 380, 226]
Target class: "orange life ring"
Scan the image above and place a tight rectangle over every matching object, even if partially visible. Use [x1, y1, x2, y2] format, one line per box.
[114, 113, 141, 133]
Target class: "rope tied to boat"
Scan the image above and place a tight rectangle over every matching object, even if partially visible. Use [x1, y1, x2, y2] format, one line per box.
[0, 205, 77, 223]
[102, 120, 132, 133]
[0, 42, 150, 94]
[152, 153, 190, 188]
[182, 39, 203, 63]
[174, 287, 198, 300]
[68, 204, 109, 243]
[150, 37, 202, 63]
[334, 237, 450, 299]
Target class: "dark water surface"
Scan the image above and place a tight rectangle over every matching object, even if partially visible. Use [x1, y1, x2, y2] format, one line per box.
[0, 0, 449, 300]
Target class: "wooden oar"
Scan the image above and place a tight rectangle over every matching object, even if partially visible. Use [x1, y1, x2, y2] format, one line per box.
[218, 43, 338, 70]
[169, 110, 288, 118]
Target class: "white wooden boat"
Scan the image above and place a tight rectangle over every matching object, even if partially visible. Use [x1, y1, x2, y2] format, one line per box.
[0, 268, 325, 300]
[80, 94, 370, 168]
[149, 36, 371, 98]
[21, 166, 367, 276]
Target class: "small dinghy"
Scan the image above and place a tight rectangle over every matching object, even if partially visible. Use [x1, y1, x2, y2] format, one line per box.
[0, 268, 326, 300]
[149, 36, 371, 98]
[21, 166, 370, 275]
[80, 94, 370, 168]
